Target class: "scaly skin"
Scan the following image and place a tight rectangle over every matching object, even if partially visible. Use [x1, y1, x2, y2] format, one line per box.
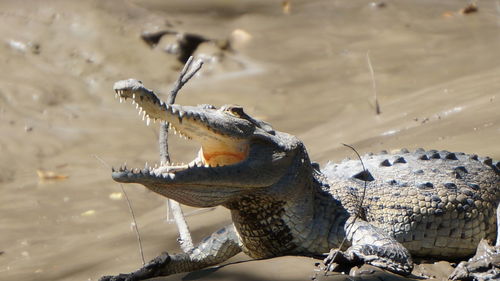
[323, 150, 499, 258]
[101, 79, 500, 281]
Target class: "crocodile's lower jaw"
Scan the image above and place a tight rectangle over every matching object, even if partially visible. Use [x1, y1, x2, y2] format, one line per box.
[141, 141, 250, 179]
[113, 124, 250, 181]
[114, 142, 250, 181]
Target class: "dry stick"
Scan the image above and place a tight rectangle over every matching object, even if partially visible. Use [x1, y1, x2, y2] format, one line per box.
[322, 144, 368, 276]
[119, 183, 146, 265]
[341, 144, 368, 214]
[160, 56, 204, 253]
[93, 155, 146, 265]
[497, 1, 500, 28]
[366, 52, 381, 115]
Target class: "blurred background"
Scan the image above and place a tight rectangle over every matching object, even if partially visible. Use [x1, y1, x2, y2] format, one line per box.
[0, 0, 499, 280]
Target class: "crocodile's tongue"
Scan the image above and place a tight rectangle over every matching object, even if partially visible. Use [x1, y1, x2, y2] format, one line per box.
[146, 141, 249, 178]
[200, 141, 249, 167]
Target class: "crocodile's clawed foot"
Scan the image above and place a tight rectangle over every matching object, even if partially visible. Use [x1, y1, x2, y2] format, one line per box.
[99, 252, 171, 281]
[449, 239, 500, 281]
[322, 248, 361, 273]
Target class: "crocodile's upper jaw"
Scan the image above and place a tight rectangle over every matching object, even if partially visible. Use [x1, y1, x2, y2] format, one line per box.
[112, 80, 298, 207]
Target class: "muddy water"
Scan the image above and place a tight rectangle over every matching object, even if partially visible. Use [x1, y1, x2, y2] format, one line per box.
[0, 0, 498, 280]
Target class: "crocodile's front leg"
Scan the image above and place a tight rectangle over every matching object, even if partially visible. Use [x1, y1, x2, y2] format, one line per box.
[100, 224, 242, 281]
[325, 217, 413, 275]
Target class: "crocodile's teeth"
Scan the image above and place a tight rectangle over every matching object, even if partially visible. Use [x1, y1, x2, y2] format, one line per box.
[132, 93, 135, 99]
[146, 117, 151, 126]
[136, 103, 139, 109]
[119, 97, 123, 103]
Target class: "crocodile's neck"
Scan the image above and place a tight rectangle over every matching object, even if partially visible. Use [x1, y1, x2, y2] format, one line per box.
[289, 171, 350, 256]
[225, 149, 349, 258]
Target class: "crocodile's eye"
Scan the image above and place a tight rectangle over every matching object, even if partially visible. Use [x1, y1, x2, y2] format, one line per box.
[226, 106, 245, 117]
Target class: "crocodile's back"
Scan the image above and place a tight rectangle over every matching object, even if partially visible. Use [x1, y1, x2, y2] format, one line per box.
[322, 149, 500, 258]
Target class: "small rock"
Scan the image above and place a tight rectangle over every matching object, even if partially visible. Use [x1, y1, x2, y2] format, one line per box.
[370, 2, 386, 8]
[81, 210, 96, 216]
[109, 192, 123, 200]
[230, 29, 252, 49]
[459, 3, 478, 15]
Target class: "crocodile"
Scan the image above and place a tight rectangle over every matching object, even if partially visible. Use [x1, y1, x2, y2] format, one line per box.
[101, 79, 500, 281]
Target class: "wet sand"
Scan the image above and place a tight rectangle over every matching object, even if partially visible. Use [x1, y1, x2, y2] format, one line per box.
[0, 0, 499, 280]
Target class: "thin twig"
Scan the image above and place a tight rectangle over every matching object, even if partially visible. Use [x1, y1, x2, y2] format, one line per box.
[341, 143, 368, 213]
[184, 207, 217, 217]
[119, 183, 146, 266]
[93, 155, 146, 265]
[165, 206, 216, 223]
[160, 56, 204, 253]
[322, 144, 369, 276]
[497, 1, 500, 27]
[366, 52, 381, 115]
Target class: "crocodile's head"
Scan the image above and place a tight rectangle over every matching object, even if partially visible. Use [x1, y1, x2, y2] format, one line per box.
[112, 80, 307, 208]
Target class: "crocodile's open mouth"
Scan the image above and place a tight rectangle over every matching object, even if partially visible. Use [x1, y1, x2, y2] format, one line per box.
[111, 82, 252, 182]
[110, 80, 290, 206]
[137, 123, 251, 180]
